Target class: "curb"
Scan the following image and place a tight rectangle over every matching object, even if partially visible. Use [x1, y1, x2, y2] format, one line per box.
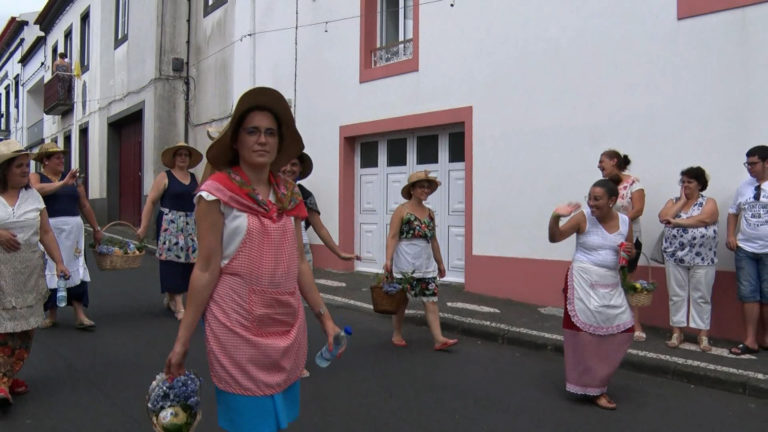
[325, 294, 768, 400]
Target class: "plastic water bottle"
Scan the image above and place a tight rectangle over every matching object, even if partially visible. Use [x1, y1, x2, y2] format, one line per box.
[56, 276, 68, 307]
[314, 326, 352, 368]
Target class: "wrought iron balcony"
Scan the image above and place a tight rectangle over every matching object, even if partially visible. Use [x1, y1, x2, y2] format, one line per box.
[43, 72, 73, 115]
[372, 39, 414, 67]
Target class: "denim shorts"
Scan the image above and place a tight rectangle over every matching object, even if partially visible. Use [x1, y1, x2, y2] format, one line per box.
[735, 247, 768, 303]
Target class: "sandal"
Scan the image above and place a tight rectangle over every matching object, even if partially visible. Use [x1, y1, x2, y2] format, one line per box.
[174, 309, 185, 321]
[75, 318, 96, 330]
[698, 336, 712, 352]
[666, 332, 684, 348]
[729, 343, 758, 356]
[594, 393, 616, 410]
[9, 378, 28, 395]
[0, 387, 12, 406]
[39, 318, 56, 329]
[633, 331, 646, 342]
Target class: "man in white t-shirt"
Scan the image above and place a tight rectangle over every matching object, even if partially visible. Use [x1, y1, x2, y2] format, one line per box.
[726, 145, 768, 355]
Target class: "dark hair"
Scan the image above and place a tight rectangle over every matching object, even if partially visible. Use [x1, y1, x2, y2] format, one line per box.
[592, 174, 621, 199]
[58, 52, 67, 59]
[680, 166, 709, 192]
[227, 106, 284, 167]
[601, 149, 632, 172]
[0, 155, 31, 193]
[746, 145, 768, 162]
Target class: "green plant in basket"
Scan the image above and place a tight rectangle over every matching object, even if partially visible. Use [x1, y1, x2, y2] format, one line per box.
[620, 267, 656, 294]
[91, 237, 145, 256]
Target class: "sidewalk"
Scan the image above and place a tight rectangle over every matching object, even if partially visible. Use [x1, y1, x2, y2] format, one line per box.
[311, 268, 768, 400]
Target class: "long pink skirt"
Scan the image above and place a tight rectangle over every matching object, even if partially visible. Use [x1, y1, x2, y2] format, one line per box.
[563, 329, 633, 395]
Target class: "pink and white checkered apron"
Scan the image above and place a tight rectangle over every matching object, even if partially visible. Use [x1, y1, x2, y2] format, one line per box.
[204, 210, 307, 396]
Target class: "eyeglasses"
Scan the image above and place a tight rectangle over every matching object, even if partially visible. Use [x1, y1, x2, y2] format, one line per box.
[755, 184, 762, 202]
[744, 161, 762, 168]
[240, 127, 278, 139]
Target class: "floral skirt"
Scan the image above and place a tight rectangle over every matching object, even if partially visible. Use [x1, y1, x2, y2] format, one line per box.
[0, 330, 33, 389]
[397, 276, 439, 302]
[156, 208, 198, 263]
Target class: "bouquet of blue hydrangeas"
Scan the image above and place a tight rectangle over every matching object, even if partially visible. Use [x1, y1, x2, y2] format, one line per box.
[146, 371, 202, 432]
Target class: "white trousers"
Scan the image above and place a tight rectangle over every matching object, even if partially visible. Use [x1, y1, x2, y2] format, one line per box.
[664, 262, 715, 330]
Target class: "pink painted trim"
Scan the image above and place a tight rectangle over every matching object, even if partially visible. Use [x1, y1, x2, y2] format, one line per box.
[338, 106, 473, 283]
[359, 0, 420, 83]
[678, 0, 767, 19]
[565, 265, 634, 336]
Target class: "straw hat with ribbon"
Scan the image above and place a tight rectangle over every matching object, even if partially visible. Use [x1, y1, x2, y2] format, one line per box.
[0, 139, 31, 165]
[206, 87, 304, 172]
[33, 142, 66, 163]
[401, 170, 441, 200]
[160, 142, 203, 169]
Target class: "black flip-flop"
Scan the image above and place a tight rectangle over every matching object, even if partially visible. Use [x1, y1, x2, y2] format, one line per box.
[730, 343, 758, 356]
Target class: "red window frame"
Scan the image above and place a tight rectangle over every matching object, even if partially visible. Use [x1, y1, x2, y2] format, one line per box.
[359, 0, 419, 83]
[678, 0, 768, 19]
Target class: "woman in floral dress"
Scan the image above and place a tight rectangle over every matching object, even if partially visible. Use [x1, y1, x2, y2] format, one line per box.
[384, 170, 458, 351]
[138, 142, 203, 320]
[658, 166, 718, 352]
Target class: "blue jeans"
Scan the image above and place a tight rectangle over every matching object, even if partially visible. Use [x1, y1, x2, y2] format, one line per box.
[735, 247, 768, 303]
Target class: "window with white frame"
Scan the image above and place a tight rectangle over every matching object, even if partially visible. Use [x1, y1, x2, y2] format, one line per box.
[115, 0, 129, 48]
[374, 0, 413, 67]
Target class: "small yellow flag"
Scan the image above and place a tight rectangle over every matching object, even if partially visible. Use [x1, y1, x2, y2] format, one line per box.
[73, 60, 82, 79]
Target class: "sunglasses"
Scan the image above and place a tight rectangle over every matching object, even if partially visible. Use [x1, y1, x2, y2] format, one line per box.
[754, 184, 762, 202]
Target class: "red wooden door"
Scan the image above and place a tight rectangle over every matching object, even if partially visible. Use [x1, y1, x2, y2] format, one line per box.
[118, 119, 142, 226]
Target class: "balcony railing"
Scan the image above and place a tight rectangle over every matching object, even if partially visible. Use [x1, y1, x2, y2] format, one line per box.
[27, 118, 43, 146]
[371, 39, 414, 67]
[43, 72, 73, 115]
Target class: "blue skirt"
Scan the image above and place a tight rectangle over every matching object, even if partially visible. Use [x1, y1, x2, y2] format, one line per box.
[215, 380, 300, 432]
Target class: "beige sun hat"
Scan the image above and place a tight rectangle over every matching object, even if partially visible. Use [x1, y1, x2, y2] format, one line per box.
[0, 139, 31, 165]
[160, 142, 203, 169]
[205, 87, 304, 172]
[33, 141, 66, 163]
[401, 170, 441, 200]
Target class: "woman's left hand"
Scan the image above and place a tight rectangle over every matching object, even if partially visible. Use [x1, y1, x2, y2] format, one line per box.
[56, 263, 71, 280]
[93, 229, 104, 245]
[437, 263, 446, 279]
[322, 319, 342, 353]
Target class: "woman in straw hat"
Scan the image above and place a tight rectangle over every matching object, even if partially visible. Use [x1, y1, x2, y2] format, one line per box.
[0, 140, 70, 405]
[164, 87, 343, 431]
[30, 142, 101, 330]
[137, 142, 203, 320]
[384, 170, 458, 351]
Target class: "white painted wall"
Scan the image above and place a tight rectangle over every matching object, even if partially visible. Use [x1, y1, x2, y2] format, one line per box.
[229, 0, 768, 270]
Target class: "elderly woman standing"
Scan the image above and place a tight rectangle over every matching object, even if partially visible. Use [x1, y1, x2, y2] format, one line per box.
[164, 87, 342, 431]
[598, 149, 647, 341]
[384, 170, 458, 351]
[137, 142, 202, 320]
[549, 176, 636, 410]
[658, 167, 719, 352]
[0, 140, 69, 405]
[30, 142, 102, 330]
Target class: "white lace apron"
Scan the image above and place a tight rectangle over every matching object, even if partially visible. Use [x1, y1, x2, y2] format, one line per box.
[566, 261, 634, 335]
[44, 216, 90, 289]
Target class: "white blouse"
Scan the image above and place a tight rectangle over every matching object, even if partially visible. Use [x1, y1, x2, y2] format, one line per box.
[0, 187, 45, 244]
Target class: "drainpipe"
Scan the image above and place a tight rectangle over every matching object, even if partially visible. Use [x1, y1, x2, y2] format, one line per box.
[184, 0, 191, 143]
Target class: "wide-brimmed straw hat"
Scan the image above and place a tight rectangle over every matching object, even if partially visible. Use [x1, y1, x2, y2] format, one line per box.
[296, 152, 313, 180]
[33, 142, 66, 163]
[160, 142, 203, 169]
[401, 170, 441, 200]
[206, 87, 304, 171]
[0, 140, 31, 165]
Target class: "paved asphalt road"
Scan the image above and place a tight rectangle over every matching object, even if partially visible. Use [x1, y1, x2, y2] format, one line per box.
[2, 252, 767, 431]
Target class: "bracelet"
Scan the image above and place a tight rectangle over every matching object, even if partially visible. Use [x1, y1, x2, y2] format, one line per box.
[314, 306, 326, 319]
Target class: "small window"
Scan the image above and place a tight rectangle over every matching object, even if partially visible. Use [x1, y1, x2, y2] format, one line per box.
[115, 0, 129, 48]
[360, 141, 378, 168]
[374, 0, 414, 67]
[203, 0, 227, 17]
[386, 138, 407, 167]
[51, 42, 58, 76]
[448, 132, 465, 163]
[416, 134, 438, 165]
[3, 86, 9, 130]
[80, 8, 90, 73]
[13, 75, 19, 121]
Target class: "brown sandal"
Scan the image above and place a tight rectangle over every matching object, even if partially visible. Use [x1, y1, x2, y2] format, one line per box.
[594, 393, 617, 410]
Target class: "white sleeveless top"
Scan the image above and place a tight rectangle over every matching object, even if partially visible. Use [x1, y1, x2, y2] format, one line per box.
[573, 208, 629, 270]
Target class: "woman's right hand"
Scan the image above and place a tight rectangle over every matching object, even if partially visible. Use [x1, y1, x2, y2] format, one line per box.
[0, 229, 20, 252]
[553, 202, 581, 218]
[62, 169, 79, 186]
[383, 261, 392, 274]
[164, 344, 188, 379]
[136, 226, 146, 240]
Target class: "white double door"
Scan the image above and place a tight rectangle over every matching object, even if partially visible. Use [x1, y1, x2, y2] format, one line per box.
[355, 126, 465, 282]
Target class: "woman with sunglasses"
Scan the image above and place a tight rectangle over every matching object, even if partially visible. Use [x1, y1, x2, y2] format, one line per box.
[658, 167, 719, 352]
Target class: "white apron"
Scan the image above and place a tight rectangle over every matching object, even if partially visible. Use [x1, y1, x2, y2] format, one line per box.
[566, 261, 633, 335]
[44, 216, 91, 289]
